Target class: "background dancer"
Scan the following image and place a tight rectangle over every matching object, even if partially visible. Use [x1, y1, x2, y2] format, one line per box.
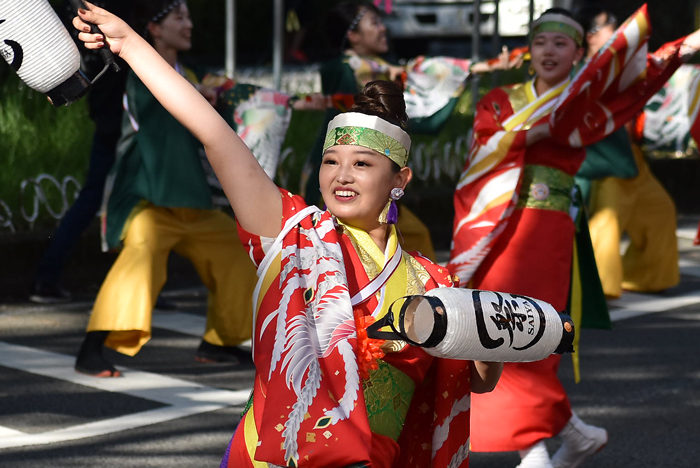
[74, 0, 258, 376]
[575, 5, 680, 299]
[29, 0, 135, 304]
[450, 7, 700, 468]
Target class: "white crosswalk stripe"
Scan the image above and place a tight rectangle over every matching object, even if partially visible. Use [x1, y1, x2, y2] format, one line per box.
[0, 342, 250, 449]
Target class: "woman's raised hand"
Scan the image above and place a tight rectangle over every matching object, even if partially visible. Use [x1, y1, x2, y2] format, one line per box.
[72, 1, 133, 56]
[72, 1, 283, 237]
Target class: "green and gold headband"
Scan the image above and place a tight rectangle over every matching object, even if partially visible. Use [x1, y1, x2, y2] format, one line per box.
[530, 13, 584, 47]
[323, 112, 411, 168]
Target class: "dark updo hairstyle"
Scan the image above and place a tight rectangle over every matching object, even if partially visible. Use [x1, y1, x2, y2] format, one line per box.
[351, 80, 408, 130]
[325, 1, 382, 53]
[350, 80, 408, 172]
[131, 0, 185, 44]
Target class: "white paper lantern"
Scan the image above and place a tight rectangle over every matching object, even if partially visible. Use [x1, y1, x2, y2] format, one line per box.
[0, 0, 90, 105]
[369, 288, 575, 363]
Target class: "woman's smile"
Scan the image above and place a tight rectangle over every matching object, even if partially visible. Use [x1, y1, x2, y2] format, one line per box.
[320, 145, 408, 231]
[541, 59, 558, 70]
[334, 187, 359, 201]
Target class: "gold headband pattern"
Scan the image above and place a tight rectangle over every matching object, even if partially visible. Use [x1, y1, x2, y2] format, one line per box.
[323, 113, 411, 167]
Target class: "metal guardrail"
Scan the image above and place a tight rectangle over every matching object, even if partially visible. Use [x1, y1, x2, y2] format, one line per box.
[0, 174, 81, 233]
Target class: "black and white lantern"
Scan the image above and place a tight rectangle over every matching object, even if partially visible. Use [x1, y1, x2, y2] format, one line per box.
[0, 0, 91, 106]
[367, 288, 575, 363]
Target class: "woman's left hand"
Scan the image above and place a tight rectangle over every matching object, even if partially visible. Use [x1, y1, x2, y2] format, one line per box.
[471, 360, 504, 393]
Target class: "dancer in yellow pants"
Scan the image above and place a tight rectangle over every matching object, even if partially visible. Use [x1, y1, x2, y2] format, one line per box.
[588, 145, 680, 298]
[577, 6, 680, 300]
[75, 0, 258, 376]
[88, 205, 256, 356]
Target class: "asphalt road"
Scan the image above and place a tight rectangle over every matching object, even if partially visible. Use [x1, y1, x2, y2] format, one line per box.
[1, 225, 700, 467]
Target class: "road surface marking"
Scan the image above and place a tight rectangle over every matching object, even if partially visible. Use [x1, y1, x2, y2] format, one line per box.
[608, 289, 700, 322]
[0, 342, 250, 449]
[676, 226, 697, 240]
[152, 311, 252, 348]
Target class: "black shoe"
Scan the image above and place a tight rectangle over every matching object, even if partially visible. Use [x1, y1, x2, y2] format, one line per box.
[29, 281, 72, 304]
[74, 331, 122, 378]
[195, 340, 253, 364]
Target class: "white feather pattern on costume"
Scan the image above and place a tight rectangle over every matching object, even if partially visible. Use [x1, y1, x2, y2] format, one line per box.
[432, 394, 471, 459]
[447, 441, 470, 468]
[266, 272, 301, 378]
[450, 196, 516, 283]
[263, 214, 362, 458]
[282, 358, 321, 463]
[323, 340, 360, 424]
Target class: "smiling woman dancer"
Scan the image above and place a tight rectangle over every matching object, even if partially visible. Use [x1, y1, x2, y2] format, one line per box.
[72, 4, 503, 467]
[450, 7, 700, 468]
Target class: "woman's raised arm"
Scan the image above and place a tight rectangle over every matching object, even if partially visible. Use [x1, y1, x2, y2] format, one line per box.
[74, 3, 282, 237]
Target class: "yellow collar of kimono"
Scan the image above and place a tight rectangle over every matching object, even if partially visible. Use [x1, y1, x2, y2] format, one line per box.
[502, 78, 569, 131]
[324, 112, 411, 167]
[526, 77, 570, 102]
[341, 222, 407, 322]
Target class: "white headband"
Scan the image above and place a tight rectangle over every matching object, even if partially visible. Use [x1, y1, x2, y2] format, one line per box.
[324, 112, 412, 167]
[531, 13, 584, 46]
[327, 112, 411, 152]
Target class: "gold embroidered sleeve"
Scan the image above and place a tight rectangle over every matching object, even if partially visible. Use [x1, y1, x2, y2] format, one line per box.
[404, 253, 430, 296]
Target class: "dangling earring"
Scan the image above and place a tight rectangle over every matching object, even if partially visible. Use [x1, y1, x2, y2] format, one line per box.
[378, 187, 404, 225]
[528, 63, 535, 75]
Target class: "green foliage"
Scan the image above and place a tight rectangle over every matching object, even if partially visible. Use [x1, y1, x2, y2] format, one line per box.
[0, 66, 93, 233]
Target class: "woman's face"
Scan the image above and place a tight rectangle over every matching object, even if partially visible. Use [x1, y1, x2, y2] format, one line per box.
[530, 31, 584, 87]
[319, 145, 409, 231]
[151, 3, 193, 52]
[348, 9, 388, 55]
[586, 13, 616, 57]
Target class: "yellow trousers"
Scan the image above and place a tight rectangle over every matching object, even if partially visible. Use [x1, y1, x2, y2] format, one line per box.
[588, 147, 680, 298]
[88, 205, 258, 356]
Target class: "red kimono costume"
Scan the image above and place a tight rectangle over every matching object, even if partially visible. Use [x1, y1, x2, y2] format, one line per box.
[223, 189, 474, 468]
[458, 81, 582, 452]
[449, 5, 685, 452]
